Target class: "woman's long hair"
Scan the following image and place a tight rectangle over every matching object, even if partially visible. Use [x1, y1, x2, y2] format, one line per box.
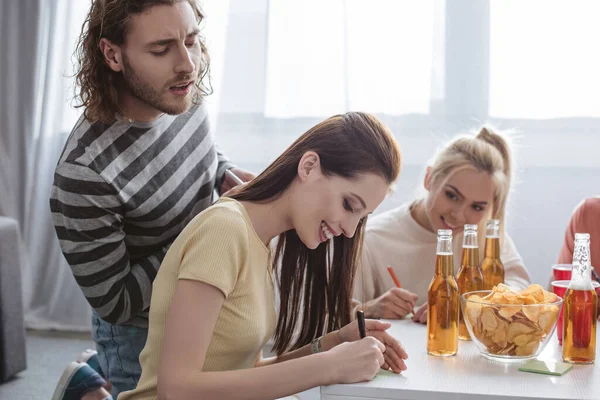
[231, 112, 402, 354]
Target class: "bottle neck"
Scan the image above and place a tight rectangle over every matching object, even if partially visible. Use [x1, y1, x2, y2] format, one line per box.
[436, 237, 452, 254]
[484, 236, 501, 259]
[570, 237, 593, 289]
[461, 246, 479, 267]
[436, 252, 454, 277]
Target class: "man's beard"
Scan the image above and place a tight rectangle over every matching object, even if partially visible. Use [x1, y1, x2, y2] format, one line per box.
[121, 55, 195, 116]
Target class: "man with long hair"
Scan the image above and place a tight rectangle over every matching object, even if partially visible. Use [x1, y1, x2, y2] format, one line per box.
[50, 1, 252, 398]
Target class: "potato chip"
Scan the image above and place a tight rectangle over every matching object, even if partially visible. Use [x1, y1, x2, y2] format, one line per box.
[497, 344, 516, 355]
[502, 291, 519, 303]
[513, 333, 534, 346]
[524, 284, 546, 303]
[542, 292, 560, 304]
[538, 309, 559, 334]
[517, 293, 537, 305]
[495, 283, 513, 293]
[481, 307, 499, 331]
[498, 305, 521, 320]
[522, 306, 541, 323]
[492, 293, 506, 303]
[492, 320, 509, 348]
[466, 301, 483, 322]
[515, 340, 539, 356]
[507, 321, 534, 342]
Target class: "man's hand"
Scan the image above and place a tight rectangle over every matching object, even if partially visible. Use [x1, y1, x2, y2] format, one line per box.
[220, 168, 255, 196]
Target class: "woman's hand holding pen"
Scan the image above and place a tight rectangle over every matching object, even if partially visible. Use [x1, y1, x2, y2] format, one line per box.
[324, 337, 386, 383]
[362, 288, 418, 319]
[337, 318, 408, 374]
[411, 302, 428, 324]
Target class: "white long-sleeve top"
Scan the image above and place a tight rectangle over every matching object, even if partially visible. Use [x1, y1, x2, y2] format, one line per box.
[353, 202, 532, 308]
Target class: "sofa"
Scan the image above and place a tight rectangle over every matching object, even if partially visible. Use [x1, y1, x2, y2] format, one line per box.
[0, 216, 26, 383]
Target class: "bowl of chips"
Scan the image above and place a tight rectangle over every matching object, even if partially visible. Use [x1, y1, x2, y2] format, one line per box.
[460, 283, 563, 361]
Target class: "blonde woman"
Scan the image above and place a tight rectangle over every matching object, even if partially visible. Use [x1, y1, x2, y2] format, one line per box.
[353, 127, 531, 323]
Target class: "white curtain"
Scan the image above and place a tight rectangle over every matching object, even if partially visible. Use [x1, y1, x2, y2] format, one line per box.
[264, 0, 437, 117]
[5, 0, 93, 331]
[489, 0, 600, 119]
[202, 0, 232, 131]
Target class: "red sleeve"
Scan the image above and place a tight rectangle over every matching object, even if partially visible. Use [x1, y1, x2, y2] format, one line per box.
[556, 199, 590, 265]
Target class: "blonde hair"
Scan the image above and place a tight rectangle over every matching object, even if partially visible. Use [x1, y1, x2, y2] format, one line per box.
[427, 126, 513, 256]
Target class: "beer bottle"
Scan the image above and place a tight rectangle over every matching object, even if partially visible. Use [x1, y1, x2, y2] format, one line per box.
[481, 219, 504, 290]
[456, 224, 483, 340]
[427, 229, 459, 356]
[563, 233, 597, 364]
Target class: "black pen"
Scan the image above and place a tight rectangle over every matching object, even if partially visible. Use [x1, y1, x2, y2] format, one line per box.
[356, 310, 366, 339]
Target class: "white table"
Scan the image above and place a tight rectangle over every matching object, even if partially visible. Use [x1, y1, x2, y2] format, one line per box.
[321, 319, 598, 400]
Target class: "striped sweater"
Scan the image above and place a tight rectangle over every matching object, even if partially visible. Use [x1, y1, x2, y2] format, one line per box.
[50, 104, 233, 327]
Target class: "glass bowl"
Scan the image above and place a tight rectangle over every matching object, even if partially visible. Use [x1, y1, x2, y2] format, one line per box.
[460, 289, 563, 362]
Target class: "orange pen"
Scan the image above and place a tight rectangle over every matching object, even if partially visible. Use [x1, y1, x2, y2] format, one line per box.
[387, 265, 415, 315]
[387, 266, 402, 288]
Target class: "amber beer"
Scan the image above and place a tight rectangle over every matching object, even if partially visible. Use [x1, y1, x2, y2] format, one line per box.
[480, 219, 504, 290]
[427, 229, 459, 356]
[563, 287, 597, 363]
[456, 225, 483, 340]
[563, 233, 597, 364]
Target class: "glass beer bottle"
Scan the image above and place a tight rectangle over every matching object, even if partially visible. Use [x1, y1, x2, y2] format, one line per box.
[480, 219, 504, 290]
[427, 229, 459, 356]
[456, 224, 483, 340]
[563, 233, 597, 364]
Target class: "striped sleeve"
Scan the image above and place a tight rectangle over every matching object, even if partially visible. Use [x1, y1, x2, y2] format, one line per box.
[50, 160, 167, 324]
[215, 145, 235, 194]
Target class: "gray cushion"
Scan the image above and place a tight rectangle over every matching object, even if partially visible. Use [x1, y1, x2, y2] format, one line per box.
[0, 217, 26, 382]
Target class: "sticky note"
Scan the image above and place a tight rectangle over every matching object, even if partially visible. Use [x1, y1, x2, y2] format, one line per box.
[372, 369, 397, 381]
[518, 360, 573, 376]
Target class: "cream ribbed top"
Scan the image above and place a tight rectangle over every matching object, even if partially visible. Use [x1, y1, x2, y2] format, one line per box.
[119, 198, 276, 400]
[354, 202, 531, 308]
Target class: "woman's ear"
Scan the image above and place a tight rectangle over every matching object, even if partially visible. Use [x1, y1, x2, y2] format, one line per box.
[297, 151, 321, 182]
[423, 166, 432, 191]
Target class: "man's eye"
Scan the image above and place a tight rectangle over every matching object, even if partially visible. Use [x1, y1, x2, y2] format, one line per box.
[151, 48, 168, 56]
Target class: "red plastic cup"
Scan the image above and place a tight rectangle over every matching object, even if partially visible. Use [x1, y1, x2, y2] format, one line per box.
[551, 280, 569, 345]
[552, 280, 600, 345]
[552, 264, 572, 281]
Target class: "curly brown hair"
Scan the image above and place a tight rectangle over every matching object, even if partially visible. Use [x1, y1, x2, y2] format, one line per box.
[73, 0, 211, 124]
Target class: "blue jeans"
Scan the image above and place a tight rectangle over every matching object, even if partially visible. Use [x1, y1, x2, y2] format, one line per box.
[91, 312, 148, 398]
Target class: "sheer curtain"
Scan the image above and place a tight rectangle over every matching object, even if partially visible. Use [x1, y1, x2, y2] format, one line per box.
[265, 0, 437, 117]
[20, 0, 92, 331]
[0, 0, 90, 330]
[490, 0, 600, 119]
[214, 0, 600, 291]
